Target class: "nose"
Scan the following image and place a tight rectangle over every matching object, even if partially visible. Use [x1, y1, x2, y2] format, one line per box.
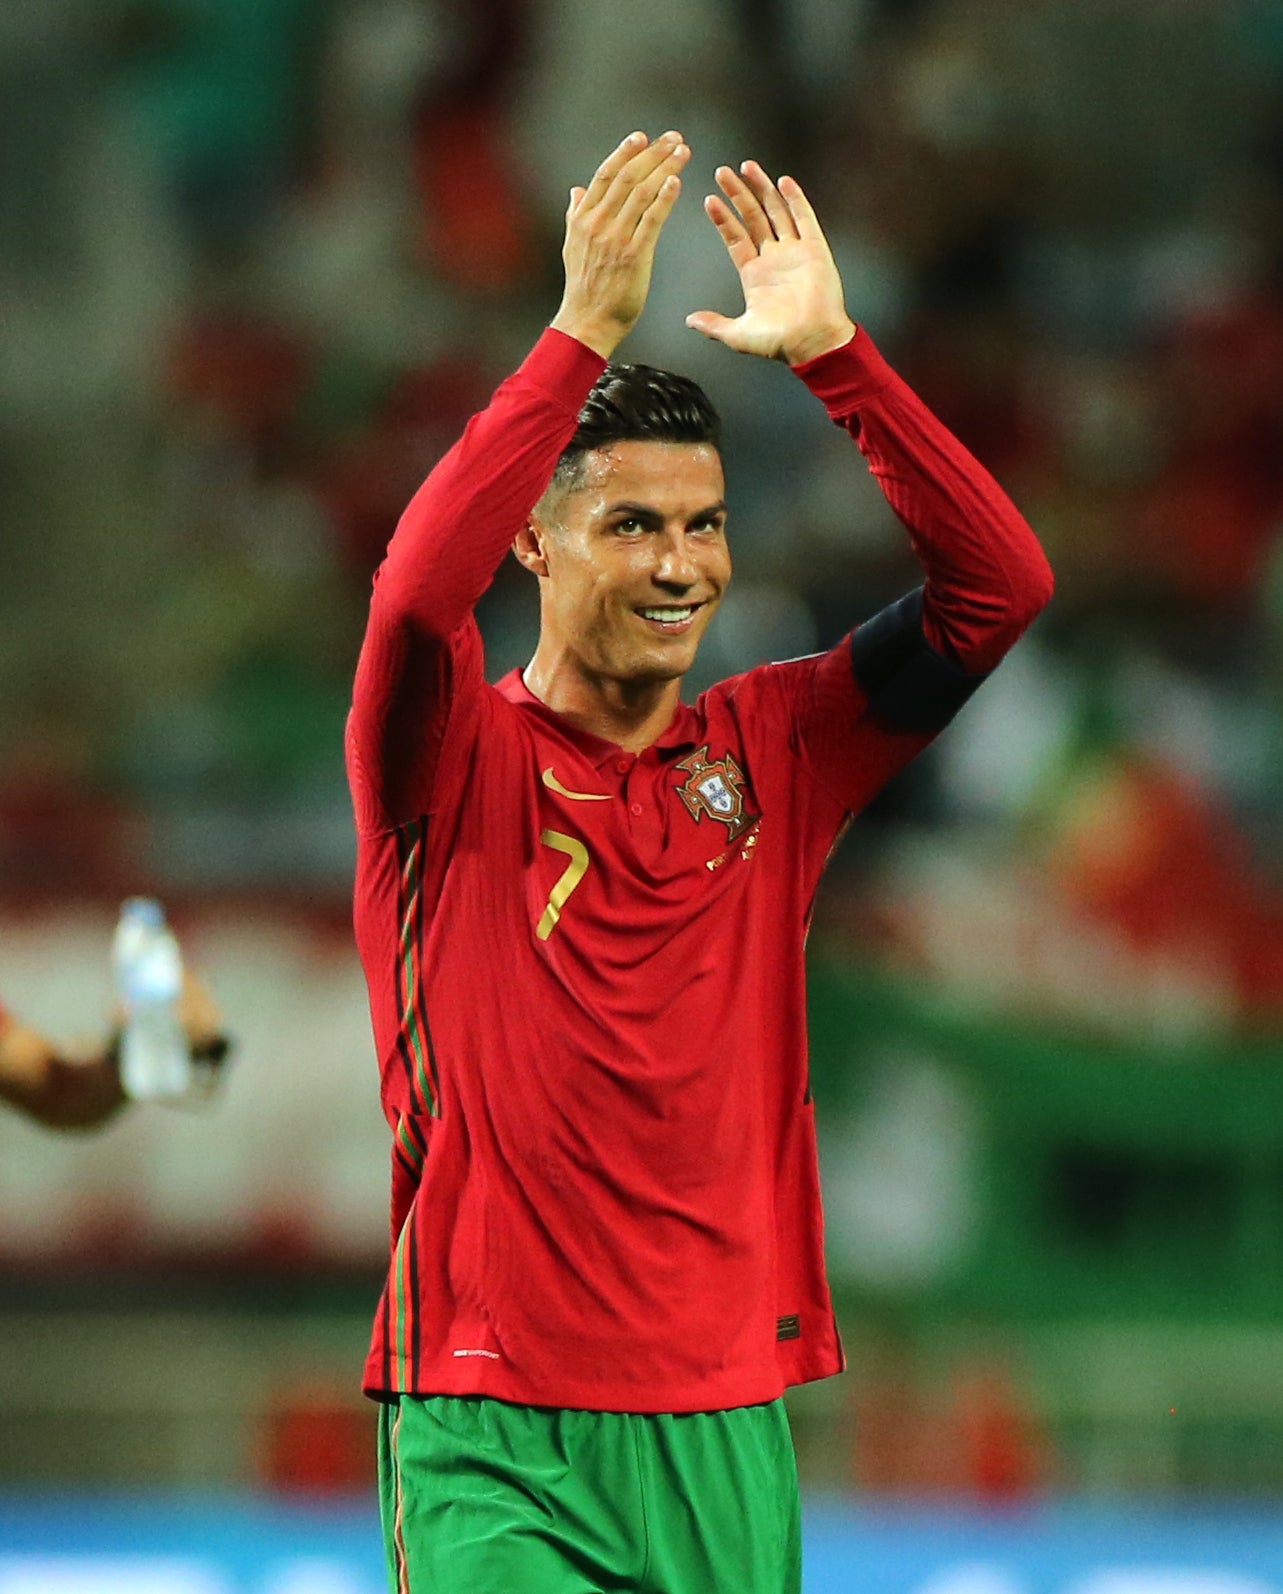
[651, 530, 699, 591]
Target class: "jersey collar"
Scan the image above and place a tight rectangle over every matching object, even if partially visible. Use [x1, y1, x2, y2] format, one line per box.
[496, 667, 700, 766]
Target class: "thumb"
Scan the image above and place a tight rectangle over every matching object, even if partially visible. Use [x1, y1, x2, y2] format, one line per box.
[685, 310, 737, 343]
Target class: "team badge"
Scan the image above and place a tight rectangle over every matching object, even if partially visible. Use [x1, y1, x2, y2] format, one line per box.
[675, 746, 759, 843]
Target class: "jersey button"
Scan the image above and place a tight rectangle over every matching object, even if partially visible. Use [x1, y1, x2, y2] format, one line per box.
[629, 801, 643, 816]
[614, 758, 630, 774]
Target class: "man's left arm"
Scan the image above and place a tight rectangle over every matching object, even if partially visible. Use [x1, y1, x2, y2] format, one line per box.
[689, 160, 1052, 807]
[794, 325, 1052, 671]
[788, 325, 1052, 782]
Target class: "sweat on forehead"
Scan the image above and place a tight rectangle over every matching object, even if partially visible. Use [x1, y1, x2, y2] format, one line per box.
[539, 439, 725, 521]
[546, 447, 613, 500]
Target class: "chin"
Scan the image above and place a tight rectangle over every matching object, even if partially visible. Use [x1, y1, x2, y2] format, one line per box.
[614, 647, 697, 685]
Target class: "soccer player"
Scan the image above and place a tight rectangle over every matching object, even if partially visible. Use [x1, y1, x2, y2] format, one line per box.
[0, 974, 228, 1129]
[347, 130, 1052, 1592]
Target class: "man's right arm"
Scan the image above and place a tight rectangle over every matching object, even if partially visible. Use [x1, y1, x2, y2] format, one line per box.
[347, 337, 607, 832]
[347, 129, 690, 832]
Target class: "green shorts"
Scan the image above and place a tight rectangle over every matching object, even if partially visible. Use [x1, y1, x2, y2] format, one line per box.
[377, 1393, 802, 1594]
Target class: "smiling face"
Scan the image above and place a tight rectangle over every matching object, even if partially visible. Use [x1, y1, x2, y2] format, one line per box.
[521, 439, 730, 687]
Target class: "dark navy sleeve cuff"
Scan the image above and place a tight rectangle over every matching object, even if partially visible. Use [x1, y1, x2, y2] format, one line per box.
[849, 589, 987, 734]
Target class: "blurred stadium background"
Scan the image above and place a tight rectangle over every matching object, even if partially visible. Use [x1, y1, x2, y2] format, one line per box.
[3, 0, 1283, 1588]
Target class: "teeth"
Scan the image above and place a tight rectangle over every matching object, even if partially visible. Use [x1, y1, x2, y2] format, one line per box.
[640, 607, 694, 622]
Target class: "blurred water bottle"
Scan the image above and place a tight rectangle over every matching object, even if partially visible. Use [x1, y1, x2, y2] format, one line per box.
[112, 898, 191, 1101]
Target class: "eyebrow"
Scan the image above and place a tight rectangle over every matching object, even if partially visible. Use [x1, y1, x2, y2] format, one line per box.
[605, 500, 728, 521]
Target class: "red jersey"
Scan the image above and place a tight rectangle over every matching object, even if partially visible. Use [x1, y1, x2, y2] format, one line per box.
[348, 327, 1052, 1412]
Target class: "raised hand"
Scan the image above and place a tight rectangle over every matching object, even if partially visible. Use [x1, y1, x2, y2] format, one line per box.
[551, 130, 691, 360]
[686, 161, 855, 366]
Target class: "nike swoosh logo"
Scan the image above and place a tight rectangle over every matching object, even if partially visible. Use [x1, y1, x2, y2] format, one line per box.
[541, 767, 612, 802]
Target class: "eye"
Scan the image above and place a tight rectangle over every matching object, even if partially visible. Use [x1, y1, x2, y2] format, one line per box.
[691, 515, 726, 536]
[614, 516, 647, 536]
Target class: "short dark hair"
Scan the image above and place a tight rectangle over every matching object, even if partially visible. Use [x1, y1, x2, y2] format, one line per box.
[547, 363, 721, 497]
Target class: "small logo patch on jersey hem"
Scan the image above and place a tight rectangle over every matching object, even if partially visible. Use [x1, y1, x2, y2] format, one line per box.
[542, 767, 611, 802]
[776, 1314, 801, 1342]
[452, 1347, 501, 1359]
[676, 746, 760, 842]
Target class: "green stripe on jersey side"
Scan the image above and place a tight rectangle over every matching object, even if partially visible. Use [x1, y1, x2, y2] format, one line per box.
[396, 819, 439, 1117]
[391, 1206, 415, 1394]
[395, 1114, 425, 1175]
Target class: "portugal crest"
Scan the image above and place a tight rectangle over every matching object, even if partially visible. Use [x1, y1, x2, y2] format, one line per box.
[675, 746, 759, 843]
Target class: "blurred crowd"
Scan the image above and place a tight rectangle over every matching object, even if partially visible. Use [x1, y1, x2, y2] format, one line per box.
[3, 0, 1283, 1037]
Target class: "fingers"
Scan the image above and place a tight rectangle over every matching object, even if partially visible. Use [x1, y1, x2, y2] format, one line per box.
[619, 139, 690, 232]
[632, 163, 685, 252]
[703, 192, 757, 273]
[739, 160, 799, 241]
[714, 161, 799, 250]
[578, 130, 648, 213]
[580, 130, 686, 225]
[778, 173, 826, 243]
[714, 165, 771, 250]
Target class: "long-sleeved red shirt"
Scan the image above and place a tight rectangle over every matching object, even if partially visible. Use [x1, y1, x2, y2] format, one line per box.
[347, 326, 1052, 1411]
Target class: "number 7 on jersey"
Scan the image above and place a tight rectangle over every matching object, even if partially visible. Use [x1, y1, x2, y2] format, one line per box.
[536, 830, 590, 940]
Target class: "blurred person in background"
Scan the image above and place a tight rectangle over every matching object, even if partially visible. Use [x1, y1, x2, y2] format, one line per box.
[347, 129, 1051, 1592]
[0, 971, 228, 1131]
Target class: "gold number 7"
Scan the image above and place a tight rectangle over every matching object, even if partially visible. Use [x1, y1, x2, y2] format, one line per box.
[536, 829, 590, 941]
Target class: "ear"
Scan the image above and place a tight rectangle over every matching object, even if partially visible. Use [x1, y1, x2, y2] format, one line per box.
[513, 517, 551, 578]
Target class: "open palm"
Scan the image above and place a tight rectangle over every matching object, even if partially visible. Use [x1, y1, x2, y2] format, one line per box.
[686, 162, 855, 366]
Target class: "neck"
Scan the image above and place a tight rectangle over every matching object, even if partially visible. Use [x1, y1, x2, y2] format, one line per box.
[522, 644, 684, 753]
